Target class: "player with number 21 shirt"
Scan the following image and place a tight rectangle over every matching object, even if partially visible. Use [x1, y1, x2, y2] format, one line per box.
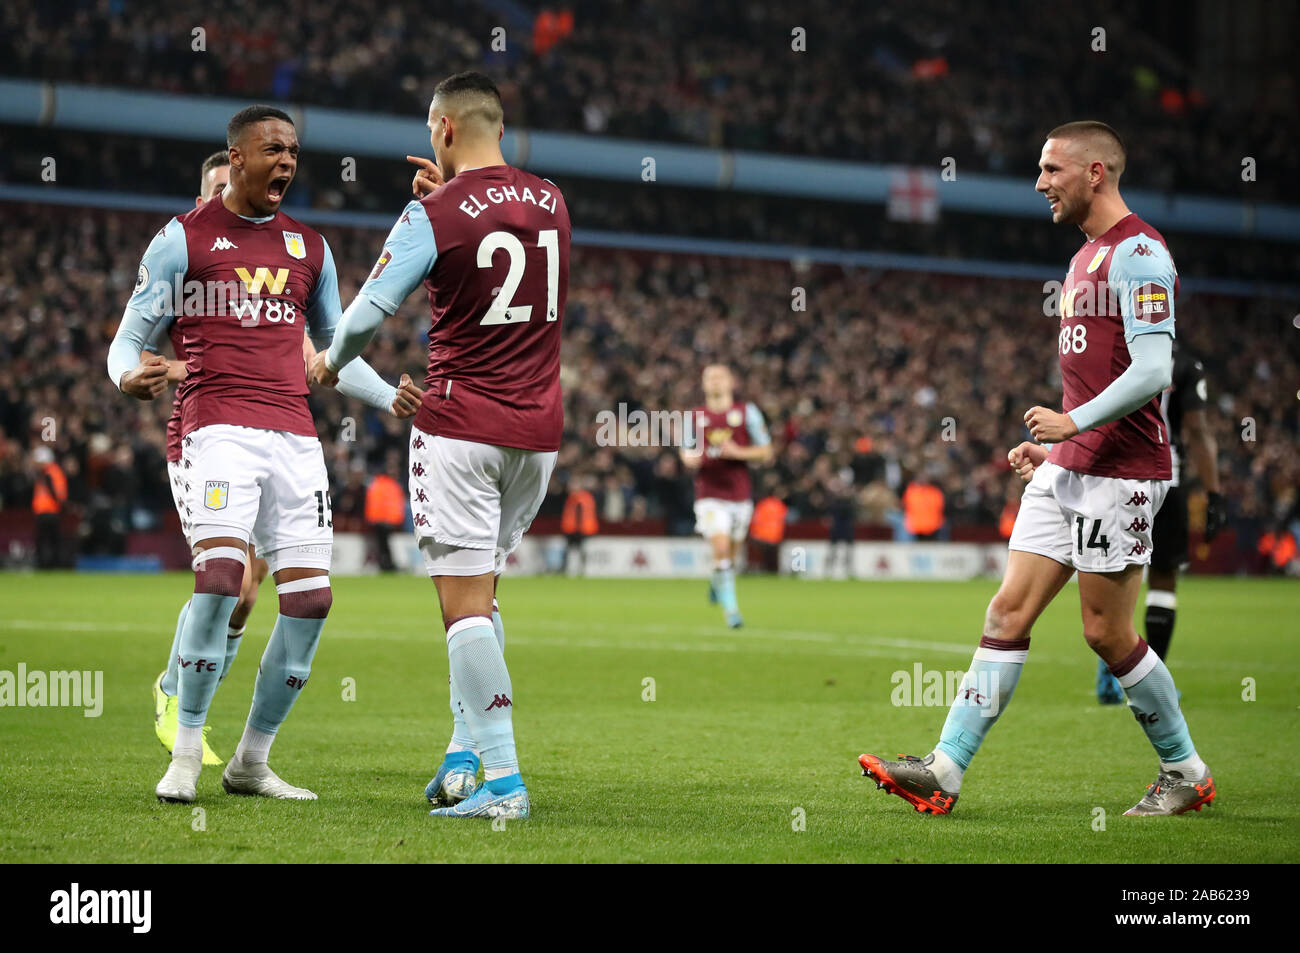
[316, 71, 570, 821]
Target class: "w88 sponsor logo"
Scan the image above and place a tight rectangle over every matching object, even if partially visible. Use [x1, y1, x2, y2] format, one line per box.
[232, 296, 297, 327]
[1059, 322, 1088, 355]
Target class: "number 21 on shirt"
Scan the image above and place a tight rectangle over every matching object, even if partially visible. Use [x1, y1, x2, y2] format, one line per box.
[477, 229, 560, 326]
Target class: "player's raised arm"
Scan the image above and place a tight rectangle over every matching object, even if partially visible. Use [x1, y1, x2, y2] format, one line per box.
[313, 201, 438, 391]
[108, 218, 186, 400]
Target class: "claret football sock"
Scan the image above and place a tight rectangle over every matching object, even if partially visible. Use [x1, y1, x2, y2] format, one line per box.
[160, 599, 191, 697]
[446, 616, 519, 783]
[1144, 591, 1177, 660]
[1110, 639, 1201, 770]
[934, 636, 1029, 778]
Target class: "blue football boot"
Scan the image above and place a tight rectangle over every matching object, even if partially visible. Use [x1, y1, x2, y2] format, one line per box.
[429, 773, 530, 819]
[425, 751, 480, 806]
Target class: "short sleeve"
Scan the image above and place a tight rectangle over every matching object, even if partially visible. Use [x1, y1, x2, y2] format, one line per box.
[1110, 234, 1176, 342]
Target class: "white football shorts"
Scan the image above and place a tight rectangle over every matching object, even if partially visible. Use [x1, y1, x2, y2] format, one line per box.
[1009, 461, 1168, 573]
[166, 458, 193, 549]
[409, 427, 557, 577]
[694, 498, 754, 543]
[184, 424, 331, 573]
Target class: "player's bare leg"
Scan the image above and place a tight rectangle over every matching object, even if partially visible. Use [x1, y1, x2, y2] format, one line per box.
[427, 570, 528, 819]
[860, 551, 1073, 814]
[157, 535, 247, 802]
[221, 565, 330, 801]
[1078, 566, 1214, 815]
[710, 534, 743, 628]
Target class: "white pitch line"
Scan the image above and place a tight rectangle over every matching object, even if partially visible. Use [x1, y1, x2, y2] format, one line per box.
[2, 617, 1291, 672]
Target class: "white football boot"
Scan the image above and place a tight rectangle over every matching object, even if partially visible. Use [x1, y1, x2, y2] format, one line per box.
[222, 755, 317, 800]
[156, 753, 202, 803]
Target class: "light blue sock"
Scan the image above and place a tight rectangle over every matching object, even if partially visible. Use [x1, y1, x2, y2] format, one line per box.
[247, 614, 324, 735]
[714, 565, 739, 615]
[177, 592, 237, 728]
[935, 637, 1029, 771]
[446, 600, 507, 756]
[447, 671, 478, 754]
[160, 599, 190, 696]
[1118, 647, 1198, 764]
[446, 616, 519, 785]
[492, 599, 505, 655]
[220, 626, 243, 682]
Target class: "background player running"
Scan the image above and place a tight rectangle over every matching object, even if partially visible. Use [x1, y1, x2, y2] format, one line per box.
[859, 121, 1215, 818]
[680, 364, 773, 628]
[313, 72, 570, 821]
[1096, 341, 1226, 701]
[112, 105, 419, 803]
[149, 150, 320, 762]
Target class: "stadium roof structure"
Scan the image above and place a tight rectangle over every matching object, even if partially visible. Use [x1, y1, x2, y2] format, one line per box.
[2, 78, 1298, 245]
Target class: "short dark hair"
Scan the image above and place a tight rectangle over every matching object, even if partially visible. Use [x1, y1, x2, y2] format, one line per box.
[434, 70, 502, 104]
[1046, 120, 1126, 178]
[199, 149, 229, 190]
[226, 105, 294, 148]
[432, 71, 504, 126]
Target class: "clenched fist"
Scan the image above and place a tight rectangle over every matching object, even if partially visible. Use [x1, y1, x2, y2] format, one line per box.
[390, 373, 424, 419]
[120, 354, 170, 400]
[1008, 441, 1049, 482]
[309, 351, 338, 388]
[1023, 405, 1079, 444]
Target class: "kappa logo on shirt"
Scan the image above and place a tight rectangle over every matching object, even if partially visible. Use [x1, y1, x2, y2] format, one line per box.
[1129, 243, 1154, 257]
[210, 237, 238, 251]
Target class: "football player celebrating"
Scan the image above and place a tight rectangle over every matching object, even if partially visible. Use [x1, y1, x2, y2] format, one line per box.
[680, 364, 772, 628]
[859, 122, 1215, 817]
[111, 105, 420, 803]
[149, 150, 319, 763]
[1096, 341, 1225, 701]
[312, 72, 570, 820]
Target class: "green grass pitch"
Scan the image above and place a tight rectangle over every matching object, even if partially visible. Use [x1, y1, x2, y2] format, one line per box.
[0, 572, 1296, 863]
